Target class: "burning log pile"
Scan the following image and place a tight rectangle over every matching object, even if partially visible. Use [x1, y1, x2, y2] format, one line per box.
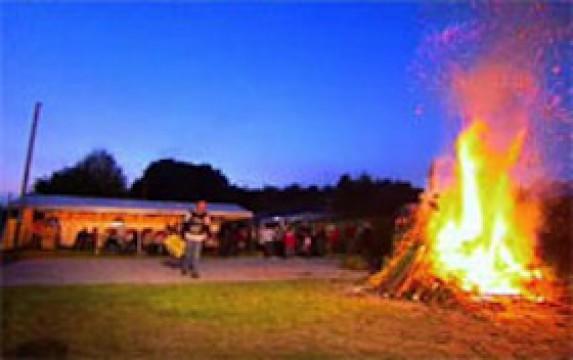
[368, 208, 569, 311]
[367, 198, 475, 307]
[368, 117, 566, 308]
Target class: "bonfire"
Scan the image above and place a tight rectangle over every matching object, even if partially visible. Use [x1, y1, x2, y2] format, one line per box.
[369, 110, 557, 306]
[369, 3, 570, 308]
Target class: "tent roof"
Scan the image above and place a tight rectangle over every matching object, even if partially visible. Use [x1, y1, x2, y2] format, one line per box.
[11, 194, 253, 218]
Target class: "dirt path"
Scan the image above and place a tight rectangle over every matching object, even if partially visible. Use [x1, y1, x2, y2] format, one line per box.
[1, 257, 365, 286]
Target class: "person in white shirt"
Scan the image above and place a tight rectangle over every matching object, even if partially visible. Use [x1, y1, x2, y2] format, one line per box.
[259, 225, 275, 257]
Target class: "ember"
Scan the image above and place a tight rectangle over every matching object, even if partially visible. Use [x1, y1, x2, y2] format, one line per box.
[370, 3, 570, 306]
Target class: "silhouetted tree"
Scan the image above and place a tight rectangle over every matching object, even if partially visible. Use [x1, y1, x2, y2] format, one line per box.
[130, 159, 232, 202]
[242, 183, 329, 215]
[332, 174, 421, 217]
[34, 150, 127, 198]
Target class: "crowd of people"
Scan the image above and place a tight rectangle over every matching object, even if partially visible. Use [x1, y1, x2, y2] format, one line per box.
[255, 220, 388, 272]
[258, 221, 336, 258]
[69, 200, 396, 277]
[73, 227, 139, 254]
[72, 217, 389, 253]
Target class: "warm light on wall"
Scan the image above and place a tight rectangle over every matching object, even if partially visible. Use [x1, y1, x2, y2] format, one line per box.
[110, 218, 125, 228]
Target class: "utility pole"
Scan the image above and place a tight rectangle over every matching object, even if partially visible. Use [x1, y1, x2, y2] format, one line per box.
[13, 102, 42, 249]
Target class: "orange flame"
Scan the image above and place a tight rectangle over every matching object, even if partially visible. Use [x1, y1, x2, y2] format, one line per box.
[426, 118, 545, 298]
[413, 4, 570, 301]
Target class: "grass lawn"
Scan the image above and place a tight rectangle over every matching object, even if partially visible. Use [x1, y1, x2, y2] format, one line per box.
[2, 280, 571, 359]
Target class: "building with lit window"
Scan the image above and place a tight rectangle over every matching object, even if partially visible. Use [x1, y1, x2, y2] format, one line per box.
[2, 194, 253, 252]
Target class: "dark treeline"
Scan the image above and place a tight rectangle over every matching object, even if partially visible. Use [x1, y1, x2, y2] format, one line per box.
[33, 150, 422, 217]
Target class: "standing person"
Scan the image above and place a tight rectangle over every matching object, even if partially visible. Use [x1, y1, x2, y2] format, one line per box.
[344, 223, 358, 254]
[326, 223, 340, 254]
[259, 224, 275, 258]
[92, 227, 100, 255]
[74, 228, 89, 250]
[283, 226, 296, 258]
[360, 222, 381, 274]
[313, 224, 327, 257]
[274, 221, 285, 257]
[218, 222, 232, 257]
[302, 225, 312, 257]
[181, 200, 211, 278]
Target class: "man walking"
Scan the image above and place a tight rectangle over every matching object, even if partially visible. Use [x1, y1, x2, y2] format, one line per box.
[181, 200, 211, 278]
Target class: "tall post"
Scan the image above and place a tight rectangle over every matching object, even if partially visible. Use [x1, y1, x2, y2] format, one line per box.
[13, 102, 42, 248]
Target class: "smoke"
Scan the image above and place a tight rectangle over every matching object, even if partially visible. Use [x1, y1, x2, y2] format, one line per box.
[413, 1, 572, 183]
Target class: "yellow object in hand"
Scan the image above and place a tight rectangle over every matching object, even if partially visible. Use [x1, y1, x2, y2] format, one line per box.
[164, 234, 186, 259]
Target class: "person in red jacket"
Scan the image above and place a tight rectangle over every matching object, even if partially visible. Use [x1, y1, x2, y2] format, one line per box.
[283, 226, 296, 258]
[326, 223, 340, 254]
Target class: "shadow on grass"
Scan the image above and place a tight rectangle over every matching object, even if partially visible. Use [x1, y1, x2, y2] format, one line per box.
[0, 249, 171, 266]
[161, 257, 182, 269]
[4, 338, 68, 359]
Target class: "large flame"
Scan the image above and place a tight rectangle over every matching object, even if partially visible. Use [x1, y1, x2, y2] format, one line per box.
[426, 118, 544, 298]
[386, 2, 569, 302]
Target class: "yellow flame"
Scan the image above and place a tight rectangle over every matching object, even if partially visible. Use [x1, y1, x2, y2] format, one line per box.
[427, 119, 542, 297]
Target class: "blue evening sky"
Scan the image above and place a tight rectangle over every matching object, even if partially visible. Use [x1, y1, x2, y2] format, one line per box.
[1, 2, 448, 197]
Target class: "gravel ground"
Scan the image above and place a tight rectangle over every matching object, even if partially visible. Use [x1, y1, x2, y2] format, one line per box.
[1, 256, 365, 286]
